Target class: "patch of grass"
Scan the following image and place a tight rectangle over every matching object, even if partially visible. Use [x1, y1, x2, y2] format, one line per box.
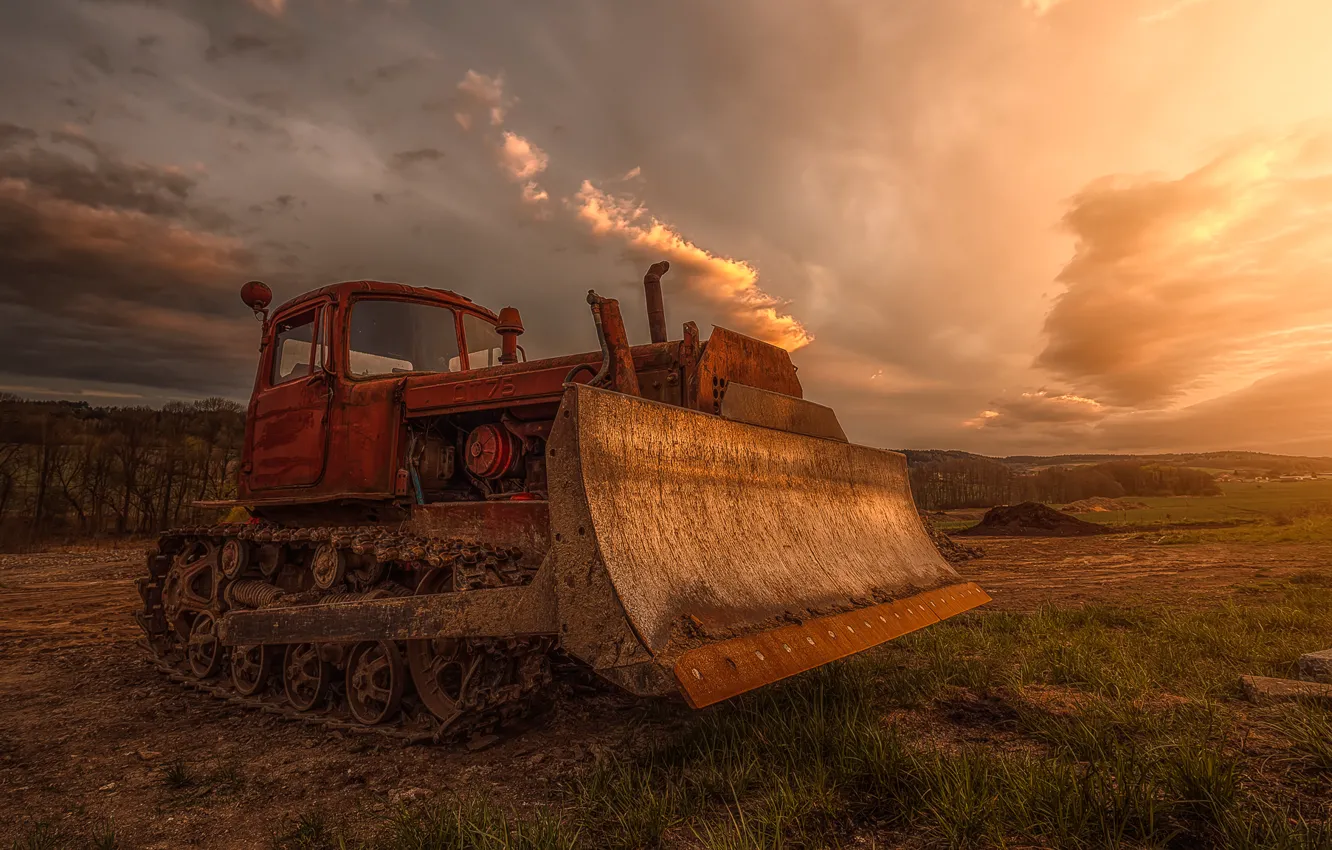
[934, 481, 1332, 537]
[273, 812, 340, 850]
[207, 762, 246, 796]
[1148, 515, 1332, 545]
[275, 799, 579, 850]
[159, 757, 196, 790]
[372, 799, 577, 850]
[9, 818, 118, 850]
[10, 821, 69, 850]
[1290, 569, 1332, 586]
[1267, 700, 1332, 775]
[1078, 480, 1332, 527]
[86, 820, 118, 850]
[893, 586, 1332, 699]
[1217, 803, 1332, 850]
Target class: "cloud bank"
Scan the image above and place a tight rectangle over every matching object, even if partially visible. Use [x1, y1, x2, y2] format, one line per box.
[1, 0, 1330, 456]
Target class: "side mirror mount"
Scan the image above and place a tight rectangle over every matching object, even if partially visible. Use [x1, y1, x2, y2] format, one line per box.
[241, 280, 273, 322]
[496, 307, 524, 366]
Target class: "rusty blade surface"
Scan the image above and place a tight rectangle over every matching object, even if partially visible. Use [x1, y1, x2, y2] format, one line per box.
[559, 385, 967, 654]
[674, 582, 990, 708]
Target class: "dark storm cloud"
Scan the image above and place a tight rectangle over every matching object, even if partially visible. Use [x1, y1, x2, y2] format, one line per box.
[0, 135, 211, 224]
[48, 127, 101, 155]
[391, 148, 446, 170]
[79, 44, 113, 75]
[0, 117, 255, 394]
[0, 124, 37, 147]
[0, 173, 245, 313]
[346, 58, 424, 95]
[1, 0, 1329, 451]
[1, 301, 255, 397]
[205, 33, 274, 61]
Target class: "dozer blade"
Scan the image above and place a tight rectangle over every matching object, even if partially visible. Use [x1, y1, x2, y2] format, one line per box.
[545, 383, 989, 708]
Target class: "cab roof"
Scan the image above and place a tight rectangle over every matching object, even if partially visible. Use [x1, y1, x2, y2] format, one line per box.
[271, 280, 499, 321]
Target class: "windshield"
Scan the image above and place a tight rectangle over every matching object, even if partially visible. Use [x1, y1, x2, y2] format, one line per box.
[271, 309, 317, 385]
[348, 299, 461, 376]
[462, 313, 505, 368]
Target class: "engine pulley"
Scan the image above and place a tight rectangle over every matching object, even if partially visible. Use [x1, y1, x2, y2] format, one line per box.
[464, 423, 524, 479]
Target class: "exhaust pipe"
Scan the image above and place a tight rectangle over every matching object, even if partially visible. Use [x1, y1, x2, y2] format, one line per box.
[643, 261, 670, 344]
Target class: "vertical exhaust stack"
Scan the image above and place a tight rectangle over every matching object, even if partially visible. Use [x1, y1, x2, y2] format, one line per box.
[643, 261, 670, 344]
[496, 307, 524, 365]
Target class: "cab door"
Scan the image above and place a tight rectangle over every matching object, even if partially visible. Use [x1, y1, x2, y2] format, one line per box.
[247, 303, 332, 490]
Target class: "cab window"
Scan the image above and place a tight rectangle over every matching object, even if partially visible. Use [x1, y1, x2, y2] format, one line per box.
[348, 299, 461, 377]
[271, 309, 317, 385]
[462, 313, 505, 369]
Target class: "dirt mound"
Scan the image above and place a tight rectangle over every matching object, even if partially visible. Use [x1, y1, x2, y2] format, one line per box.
[918, 512, 984, 563]
[1062, 497, 1149, 513]
[956, 501, 1110, 537]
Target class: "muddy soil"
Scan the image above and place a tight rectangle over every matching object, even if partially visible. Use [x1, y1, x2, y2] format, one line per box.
[969, 535, 1332, 610]
[1, 535, 1328, 847]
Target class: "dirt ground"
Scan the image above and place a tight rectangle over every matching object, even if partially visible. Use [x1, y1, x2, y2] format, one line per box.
[2, 535, 1330, 848]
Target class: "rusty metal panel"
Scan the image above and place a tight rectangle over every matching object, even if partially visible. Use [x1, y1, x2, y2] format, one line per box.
[402, 343, 681, 416]
[673, 582, 990, 708]
[321, 376, 401, 497]
[720, 383, 847, 442]
[550, 384, 966, 656]
[635, 368, 683, 406]
[694, 327, 802, 412]
[246, 388, 329, 489]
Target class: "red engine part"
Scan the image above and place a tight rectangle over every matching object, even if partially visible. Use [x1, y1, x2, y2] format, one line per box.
[464, 424, 523, 479]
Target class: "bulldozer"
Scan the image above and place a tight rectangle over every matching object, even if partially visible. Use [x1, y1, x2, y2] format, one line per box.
[135, 262, 988, 741]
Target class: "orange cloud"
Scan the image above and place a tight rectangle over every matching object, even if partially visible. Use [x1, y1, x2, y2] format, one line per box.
[572, 180, 812, 351]
[520, 181, 548, 204]
[1097, 363, 1332, 453]
[966, 388, 1105, 429]
[1022, 0, 1067, 14]
[455, 70, 509, 129]
[450, 71, 811, 350]
[1037, 129, 1332, 407]
[498, 131, 548, 182]
[0, 177, 245, 282]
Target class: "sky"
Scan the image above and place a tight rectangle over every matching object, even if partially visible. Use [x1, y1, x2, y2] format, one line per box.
[1, 0, 1331, 456]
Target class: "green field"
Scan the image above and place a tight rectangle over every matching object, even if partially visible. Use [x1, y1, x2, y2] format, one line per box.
[932, 478, 1332, 541]
[1075, 479, 1332, 526]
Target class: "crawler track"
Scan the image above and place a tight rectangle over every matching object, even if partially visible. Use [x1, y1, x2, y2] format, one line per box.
[135, 522, 553, 745]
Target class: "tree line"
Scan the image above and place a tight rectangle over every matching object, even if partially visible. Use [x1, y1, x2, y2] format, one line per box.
[908, 456, 1222, 512]
[0, 395, 244, 549]
[0, 396, 1230, 547]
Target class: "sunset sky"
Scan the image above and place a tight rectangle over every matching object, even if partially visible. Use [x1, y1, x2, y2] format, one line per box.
[2, 0, 1330, 455]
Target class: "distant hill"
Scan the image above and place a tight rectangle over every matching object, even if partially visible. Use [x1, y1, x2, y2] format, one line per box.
[896, 449, 993, 467]
[895, 449, 1332, 475]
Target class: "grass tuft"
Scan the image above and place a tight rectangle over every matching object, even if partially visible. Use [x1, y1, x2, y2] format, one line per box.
[160, 757, 196, 790]
[9, 818, 118, 850]
[273, 811, 340, 850]
[1267, 700, 1332, 775]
